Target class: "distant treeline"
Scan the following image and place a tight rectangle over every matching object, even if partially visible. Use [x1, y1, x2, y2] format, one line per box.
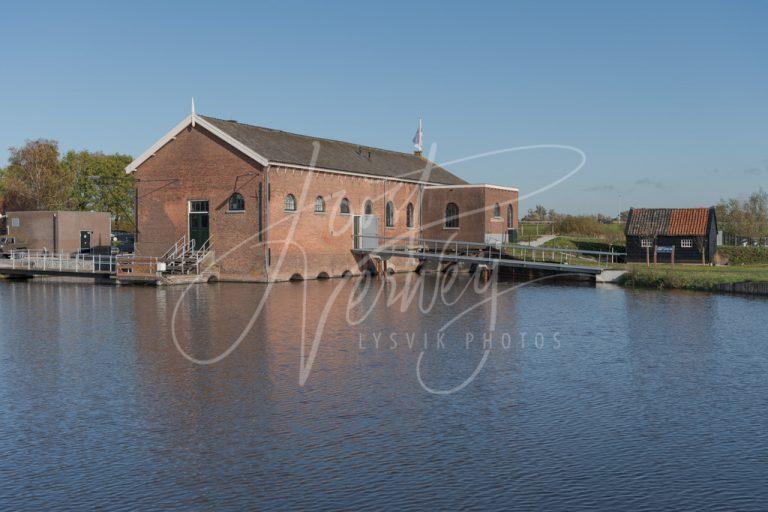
[523, 189, 768, 242]
[0, 139, 134, 231]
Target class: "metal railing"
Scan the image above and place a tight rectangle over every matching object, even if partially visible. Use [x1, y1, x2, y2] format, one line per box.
[1, 250, 162, 277]
[352, 235, 626, 265]
[162, 235, 189, 260]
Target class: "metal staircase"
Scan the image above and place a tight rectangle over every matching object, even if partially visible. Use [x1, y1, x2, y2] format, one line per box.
[161, 235, 212, 275]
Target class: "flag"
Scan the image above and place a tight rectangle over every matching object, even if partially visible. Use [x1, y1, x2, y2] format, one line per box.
[412, 118, 423, 151]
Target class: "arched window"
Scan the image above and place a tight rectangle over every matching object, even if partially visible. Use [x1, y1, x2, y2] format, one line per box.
[445, 202, 459, 228]
[406, 203, 414, 228]
[364, 200, 373, 215]
[385, 201, 394, 228]
[284, 194, 296, 212]
[228, 192, 245, 212]
[493, 202, 501, 218]
[315, 196, 325, 213]
[340, 198, 350, 215]
[507, 204, 514, 227]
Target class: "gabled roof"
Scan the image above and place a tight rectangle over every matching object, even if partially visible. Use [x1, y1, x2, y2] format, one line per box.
[625, 207, 714, 237]
[126, 114, 466, 185]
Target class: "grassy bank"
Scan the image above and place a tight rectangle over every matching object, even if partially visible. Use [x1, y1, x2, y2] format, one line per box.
[542, 236, 625, 253]
[717, 246, 768, 265]
[622, 264, 768, 292]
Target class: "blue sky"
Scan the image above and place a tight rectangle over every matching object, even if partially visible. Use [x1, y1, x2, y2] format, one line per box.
[1, 1, 766, 214]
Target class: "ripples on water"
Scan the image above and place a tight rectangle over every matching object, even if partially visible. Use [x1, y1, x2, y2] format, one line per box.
[0, 275, 766, 510]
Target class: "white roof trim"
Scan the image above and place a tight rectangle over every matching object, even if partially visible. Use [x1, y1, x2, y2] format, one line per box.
[125, 115, 269, 173]
[425, 183, 519, 192]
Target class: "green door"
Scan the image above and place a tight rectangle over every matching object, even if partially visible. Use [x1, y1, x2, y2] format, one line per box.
[189, 200, 210, 249]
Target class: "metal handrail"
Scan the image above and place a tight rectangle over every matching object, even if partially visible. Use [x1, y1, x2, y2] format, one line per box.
[2, 250, 162, 276]
[353, 234, 626, 258]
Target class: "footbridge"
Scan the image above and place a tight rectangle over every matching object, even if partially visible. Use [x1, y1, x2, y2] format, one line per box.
[352, 236, 625, 277]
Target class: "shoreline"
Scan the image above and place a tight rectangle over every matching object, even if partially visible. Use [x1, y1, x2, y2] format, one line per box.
[617, 264, 768, 297]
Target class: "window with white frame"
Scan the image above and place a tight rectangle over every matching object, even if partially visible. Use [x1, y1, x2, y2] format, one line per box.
[681, 239, 692, 248]
[284, 194, 297, 212]
[641, 238, 653, 248]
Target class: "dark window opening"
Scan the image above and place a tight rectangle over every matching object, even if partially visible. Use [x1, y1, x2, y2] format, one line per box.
[385, 201, 394, 227]
[445, 202, 459, 228]
[228, 192, 245, 211]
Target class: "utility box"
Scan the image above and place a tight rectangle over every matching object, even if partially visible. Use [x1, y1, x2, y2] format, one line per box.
[5, 211, 112, 254]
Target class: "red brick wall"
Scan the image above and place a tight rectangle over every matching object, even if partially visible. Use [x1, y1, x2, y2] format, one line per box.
[482, 187, 518, 241]
[421, 186, 518, 244]
[266, 166, 422, 281]
[134, 125, 266, 280]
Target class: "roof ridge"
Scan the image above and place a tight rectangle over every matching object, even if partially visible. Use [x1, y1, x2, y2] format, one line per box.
[200, 115, 437, 163]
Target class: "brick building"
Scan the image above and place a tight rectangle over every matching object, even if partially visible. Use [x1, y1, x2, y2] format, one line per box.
[127, 113, 518, 281]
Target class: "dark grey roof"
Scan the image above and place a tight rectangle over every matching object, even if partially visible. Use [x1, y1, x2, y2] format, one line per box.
[201, 116, 466, 185]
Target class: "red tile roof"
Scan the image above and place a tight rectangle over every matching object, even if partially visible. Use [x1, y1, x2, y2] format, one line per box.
[668, 208, 710, 236]
[625, 207, 713, 236]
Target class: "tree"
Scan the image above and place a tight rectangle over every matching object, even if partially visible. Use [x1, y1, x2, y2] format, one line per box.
[693, 236, 707, 264]
[2, 139, 72, 211]
[62, 150, 135, 231]
[717, 189, 768, 240]
[523, 204, 552, 221]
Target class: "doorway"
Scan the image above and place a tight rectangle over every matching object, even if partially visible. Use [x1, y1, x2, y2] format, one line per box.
[80, 231, 91, 252]
[354, 215, 379, 249]
[189, 200, 210, 250]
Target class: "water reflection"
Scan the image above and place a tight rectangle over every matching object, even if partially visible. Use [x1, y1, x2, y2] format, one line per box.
[0, 276, 766, 510]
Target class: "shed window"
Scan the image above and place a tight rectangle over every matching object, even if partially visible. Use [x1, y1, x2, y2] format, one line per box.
[385, 201, 394, 228]
[228, 193, 245, 211]
[284, 194, 297, 212]
[641, 238, 653, 248]
[364, 200, 373, 215]
[493, 203, 501, 218]
[445, 202, 460, 228]
[340, 198, 351, 215]
[681, 239, 692, 248]
[315, 196, 325, 213]
[406, 203, 414, 228]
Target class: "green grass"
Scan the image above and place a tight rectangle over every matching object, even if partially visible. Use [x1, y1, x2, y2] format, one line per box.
[542, 236, 625, 253]
[717, 246, 768, 265]
[622, 264, 768, 291]
[518, 222, 554, 242]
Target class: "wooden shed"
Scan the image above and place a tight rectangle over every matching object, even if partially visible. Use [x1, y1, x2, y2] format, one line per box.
[624, 207, 717, 264]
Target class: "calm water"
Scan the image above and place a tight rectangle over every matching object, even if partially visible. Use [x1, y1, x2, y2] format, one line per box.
[0, 274, 767, 511]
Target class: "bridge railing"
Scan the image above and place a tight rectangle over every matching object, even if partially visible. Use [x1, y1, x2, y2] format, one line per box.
[352, 235, 627, 265]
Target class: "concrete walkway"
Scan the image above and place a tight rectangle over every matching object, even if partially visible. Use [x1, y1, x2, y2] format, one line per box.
[528, 234, 558, 247]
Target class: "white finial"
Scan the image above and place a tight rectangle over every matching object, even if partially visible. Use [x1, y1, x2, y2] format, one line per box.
[191, 98, 196, 126]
